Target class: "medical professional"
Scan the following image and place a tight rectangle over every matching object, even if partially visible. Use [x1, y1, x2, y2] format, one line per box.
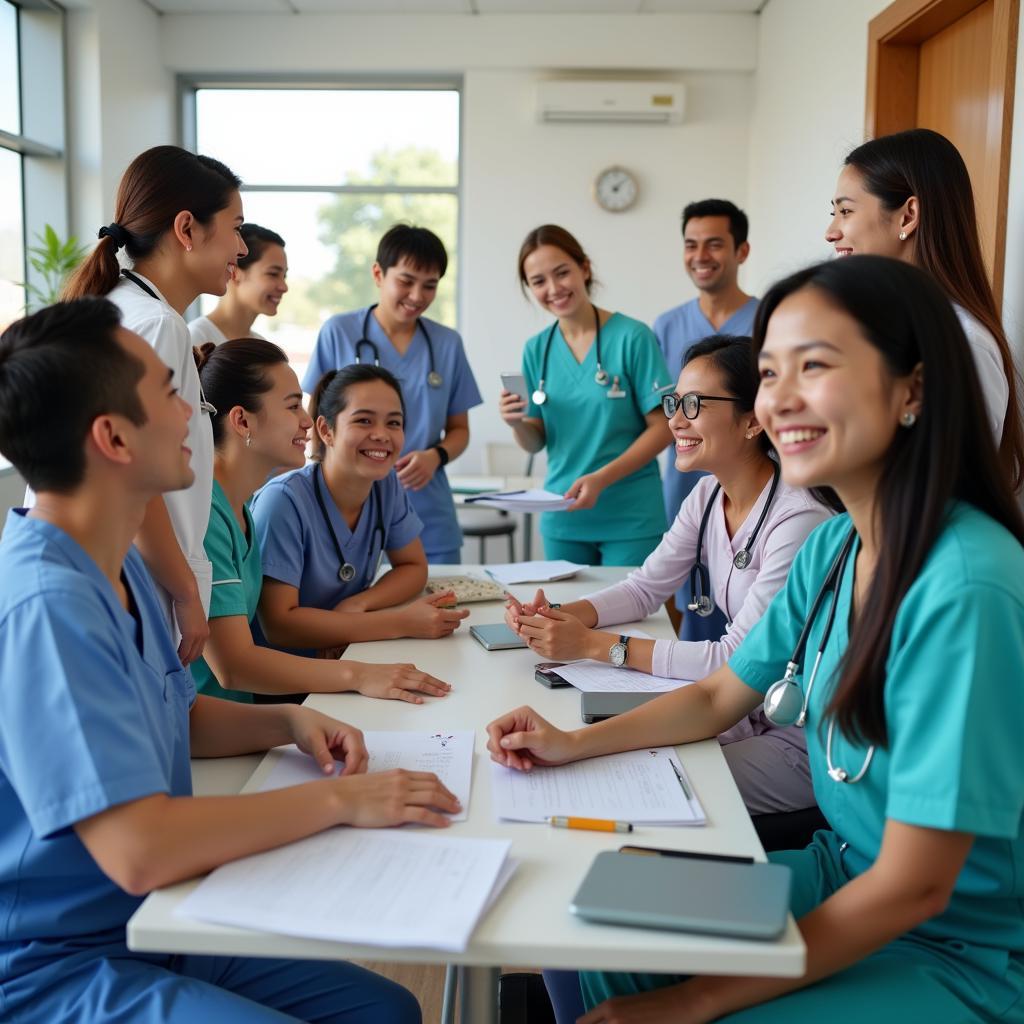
[252, 364, 470, 657]
[62, 144, 248, 664]
[826, 127, 1024, 489]
[506, 334, 831, 813]
[500, 224, 673, 565]
[488, 256, 1024, 1024]
[0, 298, 461, 1024]
[302, 225, 482, 563]
[189, 223, 287, 346]
[193, 339, 453, 705]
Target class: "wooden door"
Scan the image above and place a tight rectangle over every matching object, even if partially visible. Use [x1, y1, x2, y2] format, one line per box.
[866, 0, 1019, 304]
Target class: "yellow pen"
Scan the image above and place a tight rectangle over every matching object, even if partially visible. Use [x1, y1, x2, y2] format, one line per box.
[549, 816, 633, 834]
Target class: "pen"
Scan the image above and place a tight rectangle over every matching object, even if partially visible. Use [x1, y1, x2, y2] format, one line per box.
[549, 816, 633, 833]
[668, 759, 693, 801]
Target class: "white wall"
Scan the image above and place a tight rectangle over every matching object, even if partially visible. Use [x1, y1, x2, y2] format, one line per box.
[1002, 3, 1024, 361]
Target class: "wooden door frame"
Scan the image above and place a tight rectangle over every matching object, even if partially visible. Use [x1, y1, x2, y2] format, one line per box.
[866, 0, 1020, 303]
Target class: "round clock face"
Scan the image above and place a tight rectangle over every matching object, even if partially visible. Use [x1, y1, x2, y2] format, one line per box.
[594, 166, 638, 212]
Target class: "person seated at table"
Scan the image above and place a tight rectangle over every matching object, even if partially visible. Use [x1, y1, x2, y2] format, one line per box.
[0, 297, 461, 1024]
[488, 256, 1024, 1024]
[192, 338, 453, 705]
[251, 364, 469, 657]
[506, 334, 832, 817]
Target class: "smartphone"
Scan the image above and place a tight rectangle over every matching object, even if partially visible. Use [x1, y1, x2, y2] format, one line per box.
[500, 372, 527, 402]
[619, 845, 755, 866]
[534, 661, 571, 688]
[470, 622, 528, 651]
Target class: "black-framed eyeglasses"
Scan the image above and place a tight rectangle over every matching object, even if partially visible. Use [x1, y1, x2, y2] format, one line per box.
[661, 391, 742, 420]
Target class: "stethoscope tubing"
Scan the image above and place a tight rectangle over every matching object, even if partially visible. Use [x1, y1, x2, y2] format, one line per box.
[533, 303, 608, 404]
[312, 463, 385, 587]
[356, 304, 442, 387]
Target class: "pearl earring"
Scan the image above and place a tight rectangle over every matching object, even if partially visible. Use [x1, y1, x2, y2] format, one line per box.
[185, 244, 192, 252]
[898, 231, 907, 241]
[900, 412, 917, 428]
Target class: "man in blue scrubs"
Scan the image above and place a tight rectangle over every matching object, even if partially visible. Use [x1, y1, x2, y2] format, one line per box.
[0, 299, 450, 1023]
[654, 199, 759, 636]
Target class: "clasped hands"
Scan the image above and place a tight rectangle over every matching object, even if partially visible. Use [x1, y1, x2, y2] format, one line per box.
[505, 588, 596, 661]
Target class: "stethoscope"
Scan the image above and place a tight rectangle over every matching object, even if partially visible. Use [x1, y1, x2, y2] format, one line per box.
[357, 304, 443, 389]
[688, 461, 781, 618]
[762, 526, 876, 785]
[312, 463, 385, 586]
[123, 270, 218, 416]
[532, 304, 609, 406]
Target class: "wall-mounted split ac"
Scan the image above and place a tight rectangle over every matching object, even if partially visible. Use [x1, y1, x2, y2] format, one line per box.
[536, 80, 685, 125]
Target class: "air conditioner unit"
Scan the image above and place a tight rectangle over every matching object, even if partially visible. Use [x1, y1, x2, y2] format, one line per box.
[536, 80, 685, 124]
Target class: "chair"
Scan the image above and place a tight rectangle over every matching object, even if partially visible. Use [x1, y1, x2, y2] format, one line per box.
[751, 805, 830, 853]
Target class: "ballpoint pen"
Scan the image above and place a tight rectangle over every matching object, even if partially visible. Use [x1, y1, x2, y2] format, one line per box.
[668, 759, 693, 801]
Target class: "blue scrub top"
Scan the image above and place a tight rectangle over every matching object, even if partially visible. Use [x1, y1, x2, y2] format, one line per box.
[730, 507, 1024, 962]
[302, 308, 483, 560]
[250, 463, 422, 654]
[0, 510, 194, 986]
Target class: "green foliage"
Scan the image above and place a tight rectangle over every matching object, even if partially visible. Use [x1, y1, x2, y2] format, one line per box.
[22, 225, 90, 310]
[312, 146, 458, 325]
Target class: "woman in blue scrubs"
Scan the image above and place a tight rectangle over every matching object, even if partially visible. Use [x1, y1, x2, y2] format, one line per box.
[303, 225, 483, 564]
[252, 364, 470, 657]
[487, 256, 1024, 1023]
[500, 224, 673, 566]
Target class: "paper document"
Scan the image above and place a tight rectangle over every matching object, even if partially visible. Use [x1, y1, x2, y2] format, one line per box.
[464, 489, 575, 513]
[486, 560, 586, 585]
[177, 829, 514, 952]
[450, 476, 504, 495]
[259, 731, 475, 822]
[491, 747, 705, 825]
[554, 660, 694, 693]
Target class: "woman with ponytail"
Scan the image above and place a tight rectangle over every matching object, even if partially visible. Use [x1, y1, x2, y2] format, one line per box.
[193, 340, 453, 704]
[63, 145, 247, 662]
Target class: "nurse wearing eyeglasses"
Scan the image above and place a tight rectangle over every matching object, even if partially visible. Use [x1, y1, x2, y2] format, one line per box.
[488, 257, 1024, 1024]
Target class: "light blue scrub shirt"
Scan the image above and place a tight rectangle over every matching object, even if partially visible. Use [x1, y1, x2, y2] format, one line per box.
[0, 510, 193, 1015]
[303, 308, 483, 561]
[522, 313, 671, 545]
[249, 463, 423, 656]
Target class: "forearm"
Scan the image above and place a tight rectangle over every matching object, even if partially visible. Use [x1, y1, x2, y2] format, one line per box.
[209, 640, 358, 696]
[135, 495, 197, 600]
[354, 563, 427, 612]
[260, 603, 406, 649]
[594, 420, 671, 488]
[561, 599, 598, 627]
[189, 696, 297, 757]
[439, 424, 469, 461]
[511, 419, 545, 453]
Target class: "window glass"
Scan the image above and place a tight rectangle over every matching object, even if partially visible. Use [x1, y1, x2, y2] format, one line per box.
[0, 146, 24, 331]
[0, 1, 19, 135]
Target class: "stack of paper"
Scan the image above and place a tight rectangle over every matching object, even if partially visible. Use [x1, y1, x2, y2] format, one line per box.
[464, 489, 575, 512]
[553, 660, 694, 694]
[177, 829, 515, 952]
[485, 560, 586, 585]
[491, 747, 705, 826]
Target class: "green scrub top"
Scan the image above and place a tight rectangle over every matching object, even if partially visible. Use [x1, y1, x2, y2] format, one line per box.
[192, 480, 262, 703]
[729, 506, 1024, 1013]
[521, 313, 670, 542]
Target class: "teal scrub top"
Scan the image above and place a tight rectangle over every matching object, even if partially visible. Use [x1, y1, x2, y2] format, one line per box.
[192, 480, 262, 703]
[522, 313, 670, 541]
[730, 506, 1024, 961]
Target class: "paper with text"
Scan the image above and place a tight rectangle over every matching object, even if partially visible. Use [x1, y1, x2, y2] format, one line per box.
[554, 660, 693, 693]
[486, 560, 586, 585]
[465, 489, 574, 512]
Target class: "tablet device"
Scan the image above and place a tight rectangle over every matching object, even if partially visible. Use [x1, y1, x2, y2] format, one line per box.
[535, 661, 571, 688]
[580, 691, 662, 723]
[470, 623, 528, 651]
[570, 850, 792, 941]
[500, 372, 528, 402]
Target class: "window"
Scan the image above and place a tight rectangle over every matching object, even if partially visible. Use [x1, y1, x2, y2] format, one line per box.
[190, 85, 461, 385]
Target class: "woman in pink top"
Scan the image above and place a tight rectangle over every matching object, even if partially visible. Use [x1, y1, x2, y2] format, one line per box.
[507, 334, 832, 814]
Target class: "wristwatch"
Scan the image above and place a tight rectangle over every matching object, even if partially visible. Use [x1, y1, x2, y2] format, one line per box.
[609, 634, 630, 668]
[432, 444, 450, 467]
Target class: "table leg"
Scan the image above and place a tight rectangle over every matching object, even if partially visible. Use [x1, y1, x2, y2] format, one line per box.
[457, 965, 500, 1024]
[524, 512, 533, 561]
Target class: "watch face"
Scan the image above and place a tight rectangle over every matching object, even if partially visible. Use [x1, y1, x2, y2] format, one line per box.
[594, 167, 638, 212]
[609, 642, 627, 667]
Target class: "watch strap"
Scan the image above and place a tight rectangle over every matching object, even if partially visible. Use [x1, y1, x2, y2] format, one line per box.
[433, 444, 450, 467]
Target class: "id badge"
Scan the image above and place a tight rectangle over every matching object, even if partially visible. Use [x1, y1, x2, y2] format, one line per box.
[606, 374, 627, 399]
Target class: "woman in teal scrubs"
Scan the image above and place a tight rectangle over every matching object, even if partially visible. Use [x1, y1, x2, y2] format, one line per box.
[500, 225, 673, 566]
[487, 256, 1024, 1023]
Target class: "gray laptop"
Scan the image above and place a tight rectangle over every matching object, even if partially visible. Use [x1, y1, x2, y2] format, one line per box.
[580, 691, 662, 723]
[570, 851, 792, 941]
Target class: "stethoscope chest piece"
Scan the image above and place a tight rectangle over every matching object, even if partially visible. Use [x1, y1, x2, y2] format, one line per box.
[733, 549, 752, 570]
[338, 563, 357, 583]
[763, 662, 806, 727]
[532, 384, 548, 406]
[594, 367, 609, 386]
[427, 370, 443, 389]
[687, 594, 715, 618]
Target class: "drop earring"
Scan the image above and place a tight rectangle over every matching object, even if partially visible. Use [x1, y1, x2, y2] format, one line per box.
[245, 433, 252, 448]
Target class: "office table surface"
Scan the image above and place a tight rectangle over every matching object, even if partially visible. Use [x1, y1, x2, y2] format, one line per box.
[128, 567, 806, 978]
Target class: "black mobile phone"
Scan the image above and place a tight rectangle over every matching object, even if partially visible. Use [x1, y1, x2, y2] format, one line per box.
[534, 661, 572, 688]
[619, 844, 755, 866]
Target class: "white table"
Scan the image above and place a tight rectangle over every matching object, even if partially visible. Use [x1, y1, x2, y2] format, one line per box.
[128, 567, 805, 1022]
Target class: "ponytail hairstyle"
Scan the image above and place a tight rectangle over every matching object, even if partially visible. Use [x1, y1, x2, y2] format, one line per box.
[63, 145, 242, 300]
[194, 338, 289, 448]
[236, 224, 285, 272]
[517, 224, 597, 296]
[752, 255, 1024, 748]
[309, 364, 405, 462]
[844, 128, 1024, 490]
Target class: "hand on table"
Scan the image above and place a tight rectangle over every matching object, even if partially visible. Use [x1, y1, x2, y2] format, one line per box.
[516, 605, 593, 661]
[395, 448, 441, 491]
[486, 705, 579, 772]
[505, 588, 551, 632]
[403, 591, 470, 638]
[334, 769, 461, 828]
[354, 662, 452, 704]
[289, 707, 368, 777]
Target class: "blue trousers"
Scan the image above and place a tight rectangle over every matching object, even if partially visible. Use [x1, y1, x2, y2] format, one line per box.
[3, 951, 421, 1024]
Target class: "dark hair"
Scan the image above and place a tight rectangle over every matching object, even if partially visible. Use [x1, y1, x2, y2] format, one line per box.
[376, 224, 448, 278]
[63, 145, 242, 300]
[682, 199, 749, 247]
[0, 298, 147, 492]
[309, 364, 406, 461]
[753, 255, 1024, 747]
[517, 224, 595, 296]
[844, 128, 1024, 490]
[683, 334, 771, 454]
[236, 224, 285, 272]
[195, 338, 289, 448]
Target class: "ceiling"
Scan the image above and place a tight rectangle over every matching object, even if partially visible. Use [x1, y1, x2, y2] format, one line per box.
[144, 0, 765, 14]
